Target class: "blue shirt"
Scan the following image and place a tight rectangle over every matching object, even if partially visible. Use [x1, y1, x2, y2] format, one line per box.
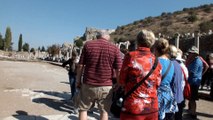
[188, 56, 203, 86]
[158, 58, 178, 120]
[159, 58, 174, 86]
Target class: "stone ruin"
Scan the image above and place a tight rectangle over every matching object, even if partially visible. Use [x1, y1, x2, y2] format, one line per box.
[0, 50, 48, 61]
[2, 28, 211, 62]
[169, 30, 213, 56]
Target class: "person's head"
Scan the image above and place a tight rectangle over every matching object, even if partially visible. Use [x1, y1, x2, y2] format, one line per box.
[167, 45, 178, 59]
[71, 51, 77, 59]
[209, 53, 213, 60]
[136, 29, 156, 48]
[153, 38, 169, 57]
[176, 49, 185, 62]
[96, 30, 110, 40]
[188, 46, 199, 55]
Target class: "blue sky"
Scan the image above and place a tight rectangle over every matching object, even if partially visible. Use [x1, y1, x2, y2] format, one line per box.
[0, 0, 212, 50]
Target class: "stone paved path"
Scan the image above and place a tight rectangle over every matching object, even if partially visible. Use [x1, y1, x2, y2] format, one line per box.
[0, 60, 213, 120]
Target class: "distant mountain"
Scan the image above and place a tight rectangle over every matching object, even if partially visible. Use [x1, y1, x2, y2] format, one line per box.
[111, 4, 213, 43]
[109, 4, 213, 56]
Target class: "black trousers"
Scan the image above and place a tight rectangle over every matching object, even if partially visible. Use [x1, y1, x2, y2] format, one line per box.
[175, 101, 185, 120]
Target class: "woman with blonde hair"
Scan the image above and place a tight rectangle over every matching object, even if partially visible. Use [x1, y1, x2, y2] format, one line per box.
[153, 38, 178, 120]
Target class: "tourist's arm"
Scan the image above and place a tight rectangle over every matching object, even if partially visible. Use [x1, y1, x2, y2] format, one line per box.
[76, 64, 84, 88]
[199, 56, 209, 75]
[62, 59, 70, 67]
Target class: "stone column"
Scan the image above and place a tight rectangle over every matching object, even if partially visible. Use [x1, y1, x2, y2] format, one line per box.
[66, 52, 69, 60]
[118, 43, 121, 49]
[209, 30, 212, 35]
[59, 50, 61, 59]
[158, 33, 161, 40]
[192, 33, 195, 38]
[69, 48, 72, 58]
[175, 33, 180, 49]
[195, 31, 200, 51]
[126, 41, 130, 49]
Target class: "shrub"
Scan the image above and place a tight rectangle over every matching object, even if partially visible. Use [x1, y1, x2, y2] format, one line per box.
[133, 21, 140, 25]
[188, 14, 198, 22]
[161, 12, 167, 16]
[118, 36, 127, 42]
[199, 21, 213, 32]
[203, 7, 212, 13]
[160, 20, 173, 26]
[143, 16, 153, 25]
[183, 8, 189, 11]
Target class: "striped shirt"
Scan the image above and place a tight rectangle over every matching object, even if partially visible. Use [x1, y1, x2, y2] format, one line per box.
[79, 38, 122, 86]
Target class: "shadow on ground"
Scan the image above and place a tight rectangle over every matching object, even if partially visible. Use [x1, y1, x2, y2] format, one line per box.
[198, 91, 213, 102]
[47, 62, 63, 68]
[33, 97, 74, 114]
[196, 111, 213, 118]
[34, 90, 70, 100]
[33, 90, 74, 113]
[12, 110, 48, 120]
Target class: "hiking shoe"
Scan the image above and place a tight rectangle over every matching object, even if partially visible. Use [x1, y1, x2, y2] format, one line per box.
[190, 114, 198, 119]
[73, 108, 78, 114]
[88, 110, 94, 114]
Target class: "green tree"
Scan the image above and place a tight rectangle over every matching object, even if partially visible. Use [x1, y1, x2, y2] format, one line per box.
[47, 44, 60, 57]
[30, 48, 35, 52]
[38, 46, 41, 51]
[22, 43, 30, 52]
[0, 33, 3, 50]
[18, 34, 23, 51]
[4, 27, 12, 51]
[41, 46, 45, 52]
[75, 39, 83, 48]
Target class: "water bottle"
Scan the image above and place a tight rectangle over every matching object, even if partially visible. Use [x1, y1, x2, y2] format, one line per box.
[116, 97, 123, 107]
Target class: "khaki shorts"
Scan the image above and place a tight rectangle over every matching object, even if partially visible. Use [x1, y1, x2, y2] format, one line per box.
[78, 84, 113, 113]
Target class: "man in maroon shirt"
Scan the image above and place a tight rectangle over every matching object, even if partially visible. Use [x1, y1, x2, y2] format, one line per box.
[76, 30, 122, 120]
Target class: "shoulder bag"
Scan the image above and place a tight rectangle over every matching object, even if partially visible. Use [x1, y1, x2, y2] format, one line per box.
[110, 57, 159, 118]
[181, 67, 191, 100]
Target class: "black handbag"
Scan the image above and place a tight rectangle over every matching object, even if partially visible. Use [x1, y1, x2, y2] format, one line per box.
[110, 57, 158, 118]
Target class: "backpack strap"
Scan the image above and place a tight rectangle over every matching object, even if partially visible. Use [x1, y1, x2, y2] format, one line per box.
[123, 57, 159, 100]
[162, 61, 172, 80]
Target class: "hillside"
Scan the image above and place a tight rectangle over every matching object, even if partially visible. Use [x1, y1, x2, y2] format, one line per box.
[111, 4, 213, 45]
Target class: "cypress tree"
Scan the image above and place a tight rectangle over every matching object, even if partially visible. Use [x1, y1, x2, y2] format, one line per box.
[0, 33, 3, 50]
[18, 34, 23, 51]
[4, 27, 12, 51]
[41, 46, 45, 52]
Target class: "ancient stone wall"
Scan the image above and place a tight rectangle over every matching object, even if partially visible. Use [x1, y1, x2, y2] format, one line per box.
[170, 34, 213, 56]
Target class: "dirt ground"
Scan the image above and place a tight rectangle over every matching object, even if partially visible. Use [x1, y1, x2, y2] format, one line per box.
[0, 60, 72, 119]
[0, 60, 213, 120]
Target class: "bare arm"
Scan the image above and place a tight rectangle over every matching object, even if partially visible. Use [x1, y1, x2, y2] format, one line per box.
[199, 56, 209, 75]
[62, 59, 70, 67]
[115, 69, 120, 84]
[76, 64, 84, 88]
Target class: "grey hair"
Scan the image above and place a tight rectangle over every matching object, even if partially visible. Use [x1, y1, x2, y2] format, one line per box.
[96, 30, 110, 39]
[137, 29, 156, 48]
[168, 45, 178, 58]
